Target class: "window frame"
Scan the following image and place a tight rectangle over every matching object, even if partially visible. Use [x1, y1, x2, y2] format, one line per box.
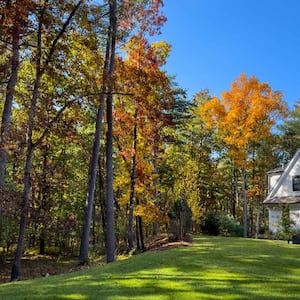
[292, 175, 300, 191]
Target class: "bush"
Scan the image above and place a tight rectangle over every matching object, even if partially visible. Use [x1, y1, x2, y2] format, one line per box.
[201, 214, 243, 237]
[168, 199, 192, 241]
[218, 215, 243, 237]
[200, 213, 220, 236]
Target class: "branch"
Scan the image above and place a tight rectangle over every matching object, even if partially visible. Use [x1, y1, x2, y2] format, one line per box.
[32, 99, 75, 148]
[42, 0, 83, 72]
[83, 91, 134, 97]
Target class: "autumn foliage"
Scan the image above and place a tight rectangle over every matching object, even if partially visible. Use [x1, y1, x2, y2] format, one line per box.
[200, 73, 287, 165]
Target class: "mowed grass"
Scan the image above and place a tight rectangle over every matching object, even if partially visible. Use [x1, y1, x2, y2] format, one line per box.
[1, 236, 300, 300]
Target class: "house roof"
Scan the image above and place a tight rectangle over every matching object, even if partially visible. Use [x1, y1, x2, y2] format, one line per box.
[264, 149, 300, 204]
[264, 196, 300, 204]
[266, 166, 285, 175]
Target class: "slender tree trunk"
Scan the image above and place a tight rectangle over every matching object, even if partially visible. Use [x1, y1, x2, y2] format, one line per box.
[151, 131, 159, 236]
[79, 100, 105, 264]
[135, 216, 140, 250]
[256, 207, 260, 238]
[0, 2, 21, 187]
[39, 146, 49, 255]
[138, 216, 145, 251]
[230, 167, 238, 217]
[11, 21, 43, 275]
[106, 92, 115, 262]
[105, 0, 117, 264]
[11, 1, 82, 280]
[0, 18, 21, 243]
[98, 158, 106, 239]
[128, 108, 138, 252]
[79, 0, 117, 265]
[242, 167, 248, 238]
[11, 141, 35, 280]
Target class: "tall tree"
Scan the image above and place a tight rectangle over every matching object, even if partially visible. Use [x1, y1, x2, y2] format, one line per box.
[0, 0, 34, 187]
[105, 0, 117, 263]
[11, 0, 82, 281]
[79, 0, 117, 265]
[200, 73, 287, 237]
[0, 0, 34, 245]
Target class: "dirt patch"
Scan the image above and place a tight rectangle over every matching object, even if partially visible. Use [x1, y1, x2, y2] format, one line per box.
[0, 254, 91, 284]
[146, 234, 192, 251]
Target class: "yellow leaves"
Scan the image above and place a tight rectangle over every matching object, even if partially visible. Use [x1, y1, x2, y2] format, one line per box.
[135, 203, 168, 224]
[200, 96, 225, 130]
[151, 40, 171, 66]
[200, 73, 288, 166]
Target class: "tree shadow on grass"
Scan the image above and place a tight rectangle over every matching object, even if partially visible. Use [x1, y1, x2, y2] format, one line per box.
[1, 236, 300, 299]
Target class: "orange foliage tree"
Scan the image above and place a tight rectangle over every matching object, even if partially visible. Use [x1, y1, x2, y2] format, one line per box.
[200, 73, 287, 237]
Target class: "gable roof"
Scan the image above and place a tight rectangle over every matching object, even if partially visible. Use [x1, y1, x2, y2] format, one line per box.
[266, 166, 285, 175]
[264, 149, 300, 204]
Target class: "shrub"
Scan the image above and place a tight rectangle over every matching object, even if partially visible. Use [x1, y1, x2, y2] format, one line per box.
[218, 215, 243, 237]
[200, 213, 220, 235]
[168, 199, 192, 241]
[201, 214, 243, 237]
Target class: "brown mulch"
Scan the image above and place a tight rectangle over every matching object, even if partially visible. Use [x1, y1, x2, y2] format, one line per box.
[146, 234, 193, 251]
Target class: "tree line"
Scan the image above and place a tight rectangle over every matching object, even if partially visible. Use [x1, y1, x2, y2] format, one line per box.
[0, 0, 298, 281]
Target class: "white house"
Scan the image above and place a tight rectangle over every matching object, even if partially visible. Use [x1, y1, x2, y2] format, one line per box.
[264, 149, 300, 234]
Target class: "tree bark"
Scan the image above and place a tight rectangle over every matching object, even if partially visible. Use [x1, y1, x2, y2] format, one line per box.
[79, 0, 117, 265]
[128, 108, 138, 252]
[138, 216, 145, 251]
[105, 0, 117, 264]
[79, 100, 106, 264]
[151, 130, 159, 236]
[0, 12, 21, 244]
[11, 140, 34, 280]
[242, 167, 248, 238]
[0, 1, 21, 187]
[98, 158, 106, 240]
[135, 216, 140, 250]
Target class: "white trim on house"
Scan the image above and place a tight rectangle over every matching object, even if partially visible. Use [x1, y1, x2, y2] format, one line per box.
[264, 149, 300, 234]
[264, 149, 300, 204]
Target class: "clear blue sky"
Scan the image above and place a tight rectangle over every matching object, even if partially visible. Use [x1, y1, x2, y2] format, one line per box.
[160, 0, 300, 109]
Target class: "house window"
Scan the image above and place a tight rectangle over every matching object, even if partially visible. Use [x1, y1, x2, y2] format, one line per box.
[293, 175, 300, 191]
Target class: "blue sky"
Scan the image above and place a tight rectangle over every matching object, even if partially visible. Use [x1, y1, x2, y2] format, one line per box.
[160, 0, 300, 109]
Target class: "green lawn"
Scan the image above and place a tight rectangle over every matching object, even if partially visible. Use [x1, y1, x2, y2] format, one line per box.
[1, 236, 300, 299]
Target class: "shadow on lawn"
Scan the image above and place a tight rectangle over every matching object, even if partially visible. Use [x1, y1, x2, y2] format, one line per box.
[1, 236, 300, 299]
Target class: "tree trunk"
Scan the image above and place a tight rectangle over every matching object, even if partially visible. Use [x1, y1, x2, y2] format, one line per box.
[0, 2, 21, 187]
[11, 139, 35, 281]
[11, 1, 82, 280]
[98, 158, 106, 241]
[242, 167, 248, 238]
[39, 146, 49, 255]
[135, 216, 140, 250]
[106, 92, 115, 263]
[0, 16, 21, 244]
[256, 207, 261, 238]
[128, 108, 138, 252]
[105, 0, 117, 264]
[138, 216, 145, 251]
[79, 100, 105, 264]
[151, 130, 159, 236]
[39, 234, 45, 255]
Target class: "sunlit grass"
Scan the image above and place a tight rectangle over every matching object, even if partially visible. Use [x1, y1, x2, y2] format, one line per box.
[1, 236, 300, 299]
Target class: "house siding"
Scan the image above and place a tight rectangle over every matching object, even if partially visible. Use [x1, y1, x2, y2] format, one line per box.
[290, 203, 300, 231]
[268, 209, 282, 234]
[264, 150, 300, 235]
[275, 160, 300, 197]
